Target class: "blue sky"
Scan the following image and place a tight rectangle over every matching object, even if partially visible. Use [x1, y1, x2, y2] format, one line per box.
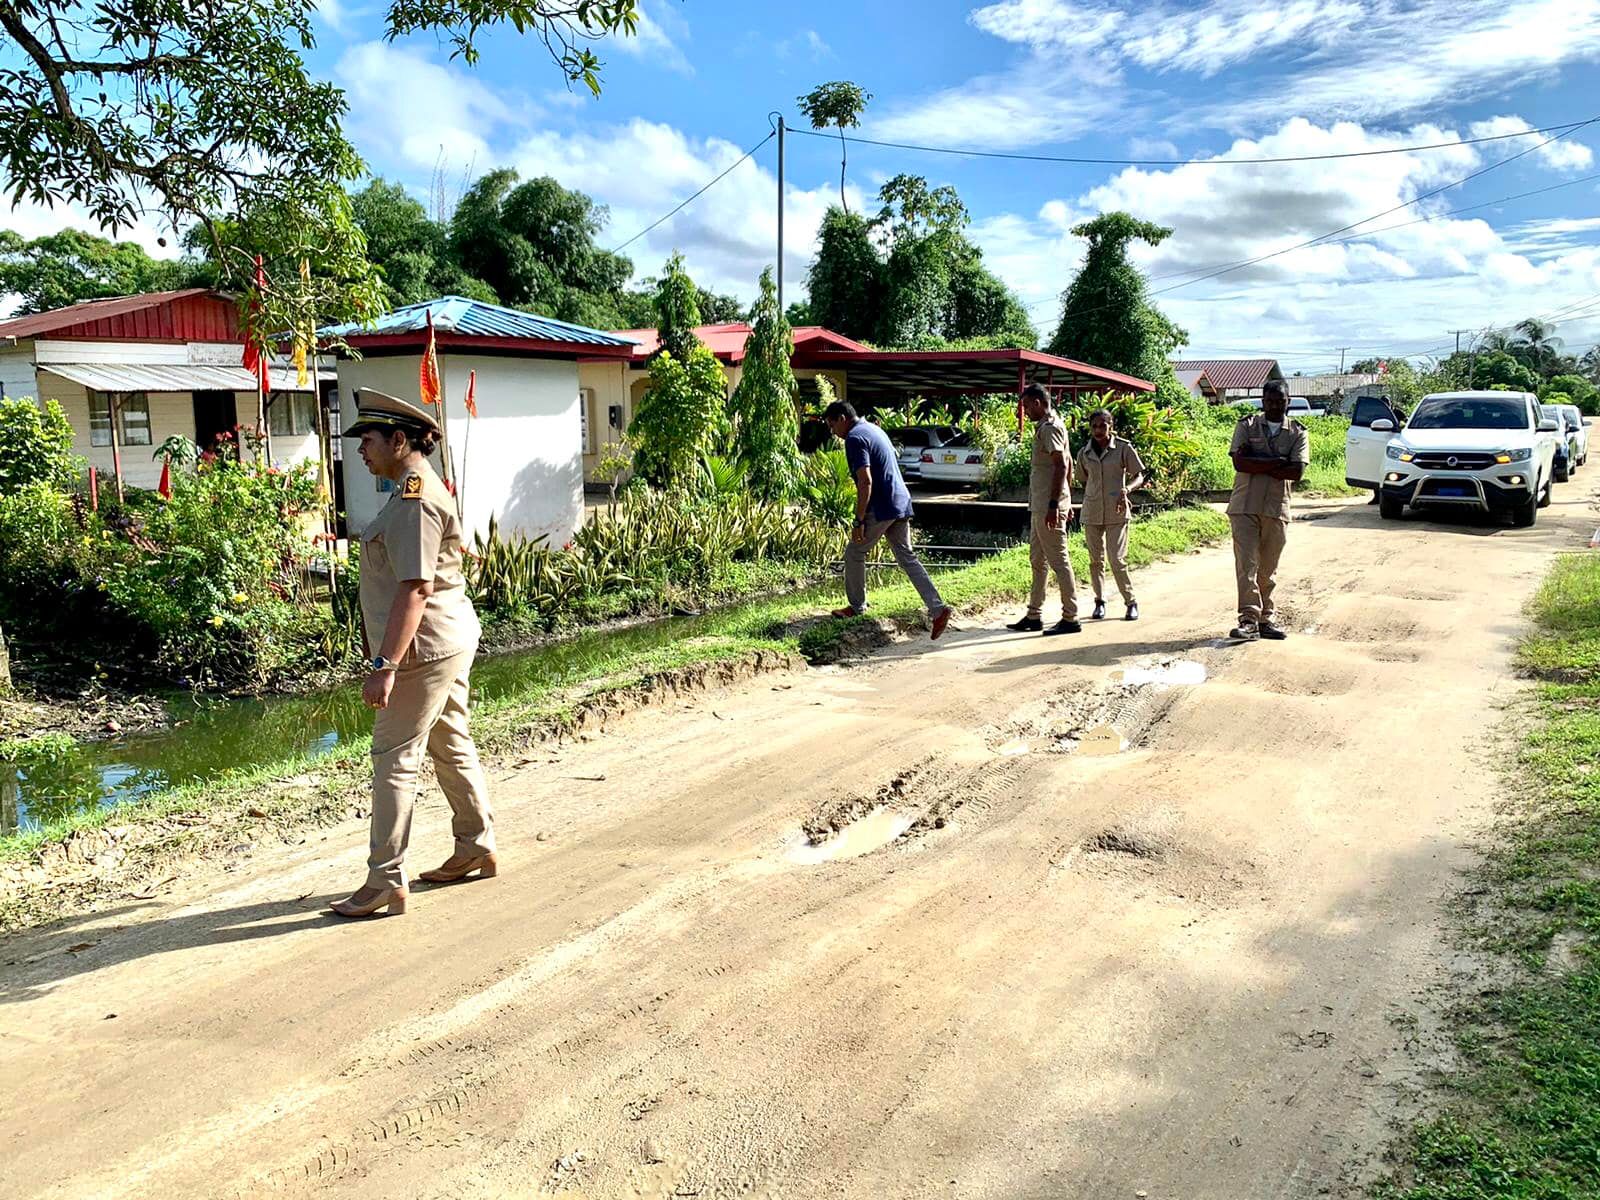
[13, 0, 1600, 373]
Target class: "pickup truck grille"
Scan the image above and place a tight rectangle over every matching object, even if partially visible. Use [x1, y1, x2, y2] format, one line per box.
[1412, 452, 1497, 471]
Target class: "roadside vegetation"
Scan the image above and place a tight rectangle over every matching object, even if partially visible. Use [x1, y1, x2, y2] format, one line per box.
[0, 505, 1228, 875]
[1374, 551, 1600, 1199]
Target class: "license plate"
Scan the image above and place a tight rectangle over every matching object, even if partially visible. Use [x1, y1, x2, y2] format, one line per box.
[943, 454, 957, 463]
[1436, 485, 1468, 496]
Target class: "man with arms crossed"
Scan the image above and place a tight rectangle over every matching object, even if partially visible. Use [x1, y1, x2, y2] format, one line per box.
[1227, 379, 1309, 641]
[1006, 382, 1081, 636]
[825, 400, 953, 640]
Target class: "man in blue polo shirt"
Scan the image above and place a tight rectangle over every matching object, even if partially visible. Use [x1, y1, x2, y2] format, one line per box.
[824, 400, 953, 640]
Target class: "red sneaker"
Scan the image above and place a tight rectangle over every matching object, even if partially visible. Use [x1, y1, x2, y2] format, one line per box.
[930, 606, 953, 640]
[830, 606, 860, 618]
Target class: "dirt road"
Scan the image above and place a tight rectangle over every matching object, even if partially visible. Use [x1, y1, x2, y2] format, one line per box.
[3, 489, 1594, 1200]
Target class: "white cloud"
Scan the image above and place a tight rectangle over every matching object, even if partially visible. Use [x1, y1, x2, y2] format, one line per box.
[510, 119, 861, 299]
[874, 68, 1129, 150]
[1471, 116, 1594, 172]
[315, 0, 368, 37]
[968, 116, 1600, 372]
[335, 41, 524, 173]
[610, 0, 693, 76]
[777, 29, 834, 60]
[3, 198, 179, 259]
[893, 0, 1600, 147]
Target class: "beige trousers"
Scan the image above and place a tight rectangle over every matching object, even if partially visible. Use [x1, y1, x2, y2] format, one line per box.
[368, 646, 493, 889]
[1084, 522, 1135, 604]
[1027, 513, 1079, 620]
[1229, 514, 1288, 626]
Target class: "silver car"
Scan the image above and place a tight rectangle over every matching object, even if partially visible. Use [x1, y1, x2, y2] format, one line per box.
[887, 425, 958, 481]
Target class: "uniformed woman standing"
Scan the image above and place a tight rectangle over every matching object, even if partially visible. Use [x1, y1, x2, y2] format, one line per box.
[1075, 408, 1147, 621]
[331, 389, 496, 918]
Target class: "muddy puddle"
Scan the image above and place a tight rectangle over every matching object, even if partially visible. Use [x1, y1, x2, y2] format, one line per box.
[3, 587, 853, 836]
[785, 807, 914, 864]
[1109, 659, 1208, 687]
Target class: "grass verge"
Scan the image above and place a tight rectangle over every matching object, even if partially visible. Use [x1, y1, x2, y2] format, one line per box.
[1374, 551, 1600, 1199]
[0, 506, 1229, 872]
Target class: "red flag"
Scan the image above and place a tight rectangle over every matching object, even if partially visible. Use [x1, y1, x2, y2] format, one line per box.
[463, 369, 477, 419]
[157, 458, 172, 500]
[420, 310, 442, 407]
[241, 255, 271, 391]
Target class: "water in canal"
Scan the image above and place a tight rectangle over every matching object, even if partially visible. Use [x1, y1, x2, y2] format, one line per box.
[0, 602, 786, 836]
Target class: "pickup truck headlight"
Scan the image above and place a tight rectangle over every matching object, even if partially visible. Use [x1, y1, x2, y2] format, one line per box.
[1385, 444, 1413, 461]
[1496, 447, 1533, 463]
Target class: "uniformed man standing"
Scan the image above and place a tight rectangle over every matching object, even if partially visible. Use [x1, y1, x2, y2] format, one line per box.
[1227, 380, 1310, 642]
[1075, 407, 1146, 621]
[331, 389, 496, 919]
[1006, 382, 1081, 635]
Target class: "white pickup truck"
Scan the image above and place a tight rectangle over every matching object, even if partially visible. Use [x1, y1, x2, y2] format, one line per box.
[1346, 390, 1559, 527]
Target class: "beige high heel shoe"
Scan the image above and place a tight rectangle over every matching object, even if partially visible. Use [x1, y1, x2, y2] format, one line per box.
[417, 852, 498, 883]
[330, 884, 408, 918]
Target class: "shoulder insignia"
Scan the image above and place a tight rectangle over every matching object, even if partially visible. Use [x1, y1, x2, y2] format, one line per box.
[402, 474, 423, 499]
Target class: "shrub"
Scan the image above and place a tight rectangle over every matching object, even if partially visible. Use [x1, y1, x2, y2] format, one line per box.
[629, 345, 730, 488]
[798, 448, 855, 525]
[1056, 390, 1200, 499]
[0, 397, 79, 494]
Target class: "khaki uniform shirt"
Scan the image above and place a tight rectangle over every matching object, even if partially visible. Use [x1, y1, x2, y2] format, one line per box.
[1227, 415, 1311, 520]
[1029, 411, 1071, 514]
[359, 462, 481, 664]
[1075, 436, 1146, 526]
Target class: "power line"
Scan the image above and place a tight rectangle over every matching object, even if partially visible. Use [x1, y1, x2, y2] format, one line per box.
[1139, 120, 1598, 299]
[787, 118, 1597, 169]
[607, 130, 775, 255]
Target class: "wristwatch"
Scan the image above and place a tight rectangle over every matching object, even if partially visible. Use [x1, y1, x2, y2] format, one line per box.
[371, 655, 398, 672]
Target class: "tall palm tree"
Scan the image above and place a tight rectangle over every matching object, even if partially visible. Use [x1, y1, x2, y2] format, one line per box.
[1580, 345, 1600, 385]
[1510, 317, 1565, 376]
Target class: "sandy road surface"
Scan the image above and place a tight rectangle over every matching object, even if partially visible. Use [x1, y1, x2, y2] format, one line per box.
[4, 488, 1595, 1200]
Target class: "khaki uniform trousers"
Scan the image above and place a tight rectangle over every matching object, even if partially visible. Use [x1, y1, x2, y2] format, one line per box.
[1027, 513, 1079, 620]
[1083, 522, 1136, 604]
[1229, 514, 1288, 626]
[368, 646, 494, 889]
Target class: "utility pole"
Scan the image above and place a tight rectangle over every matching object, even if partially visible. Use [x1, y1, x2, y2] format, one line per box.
[1337, 346, 1350, 375]
[1449, 329, 1471, 357]
[776, 116, 786, 313]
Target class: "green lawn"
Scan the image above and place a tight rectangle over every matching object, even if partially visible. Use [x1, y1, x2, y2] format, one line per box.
[1374, 552, 1600, 1199]
[1183, 414, 1362, 498]
[0, 506, 1231, 870]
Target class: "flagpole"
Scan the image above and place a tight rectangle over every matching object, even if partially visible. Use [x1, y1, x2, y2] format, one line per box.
[459, 370, 475, 525]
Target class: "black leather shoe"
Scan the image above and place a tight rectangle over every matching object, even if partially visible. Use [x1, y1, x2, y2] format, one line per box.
[1091, 599, 1106, 620]
[1043, 619, 1083, 636]
[1125, 603, 1140, 621]
[1259, 621, 1288, 640]
[1006, 615, 1044, 632]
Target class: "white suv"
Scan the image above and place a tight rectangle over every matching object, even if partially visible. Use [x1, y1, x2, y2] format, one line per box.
[1348, 391, 1558, 527]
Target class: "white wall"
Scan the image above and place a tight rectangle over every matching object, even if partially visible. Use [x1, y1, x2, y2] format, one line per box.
[338, 353, 583, 547]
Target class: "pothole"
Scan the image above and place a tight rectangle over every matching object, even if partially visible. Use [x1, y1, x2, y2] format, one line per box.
[785, 807, 914, 864]
[1084, 829, 1164, 858]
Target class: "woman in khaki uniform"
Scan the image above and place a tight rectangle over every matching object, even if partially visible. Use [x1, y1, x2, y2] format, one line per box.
[1074, 408, 1146, 621]
[331, 389, 496, 919]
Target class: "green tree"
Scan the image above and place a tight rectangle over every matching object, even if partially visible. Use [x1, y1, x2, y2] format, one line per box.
[1580, 346, 1600, 385]
[1471, 351, 1541, 393]
[1508, 317, 1567, 378]
[728, 267, 802, 500]
[652, 252, 704, 362]
[348, 178, 483, 307]
[1048, 212, 1187, 382]
[0, 2, 641, 339]
[797, 81, 872, 213]
[0, 398, 79, 494]
[629, 347, 728, 488]
[804, 208, 882, 343]
[1541, 372, 1599, 415]
[1349, 358, 1384, 374]
[0, 229, 209, 315]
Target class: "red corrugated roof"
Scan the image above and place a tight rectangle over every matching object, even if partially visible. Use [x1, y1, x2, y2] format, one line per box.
[0, 289, 228, 341]
[1169, 359, 1282, 391]
[610, 323, 875, 364]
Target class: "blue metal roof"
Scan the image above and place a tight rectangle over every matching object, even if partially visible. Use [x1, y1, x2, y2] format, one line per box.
[319, 296, 635, 348]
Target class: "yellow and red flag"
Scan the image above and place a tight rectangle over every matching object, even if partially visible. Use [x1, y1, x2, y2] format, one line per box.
[241, 255, 271, 392]
[463, 369, 478, 419]
[419, 309, 442, 406]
